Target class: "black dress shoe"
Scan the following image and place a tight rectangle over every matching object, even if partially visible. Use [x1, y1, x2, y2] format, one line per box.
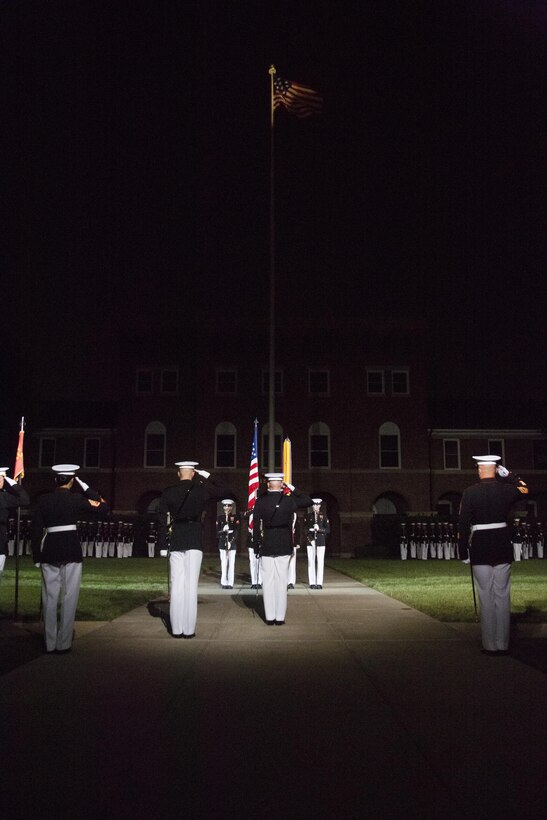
[310, 585, 317, 589]
[266, 620, 275, 626]
[480, 649, 498, 656]
[183, 633, 196, 639]
[56, 648, 72, 655]
[496, 649, 510, 656]
[172, 633, 184, 639]
[274, 620, 285, 626]
[317, 585, 323, 589]
[287, 584, 294, 590]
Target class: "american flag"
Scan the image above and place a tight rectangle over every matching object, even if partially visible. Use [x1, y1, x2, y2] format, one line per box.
[273, 75, 323, 118]
[247, 420, 259, 529]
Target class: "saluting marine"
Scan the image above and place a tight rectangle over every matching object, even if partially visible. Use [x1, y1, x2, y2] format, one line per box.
[157, 461, 231, 639]
[458, 455, 528, 655]
[216, 499, 240, 589]
[252, 473, 312, 625]
[304, 498, 330, 588]
[31, 464, 107, 654]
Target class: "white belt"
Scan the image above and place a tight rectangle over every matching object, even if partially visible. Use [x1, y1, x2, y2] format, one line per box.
[46, 525, 78, 533]
[471, 523, 507, 532]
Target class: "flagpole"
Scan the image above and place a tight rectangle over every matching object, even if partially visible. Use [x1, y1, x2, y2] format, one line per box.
[14, 416, 25, 621]
[268, 64, 276, 472]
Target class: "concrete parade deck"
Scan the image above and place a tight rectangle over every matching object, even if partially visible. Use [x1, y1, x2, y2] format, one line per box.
[0, 565, 545, 820]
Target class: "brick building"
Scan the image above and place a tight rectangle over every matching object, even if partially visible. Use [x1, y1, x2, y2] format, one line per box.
[22, 320, 547, 554]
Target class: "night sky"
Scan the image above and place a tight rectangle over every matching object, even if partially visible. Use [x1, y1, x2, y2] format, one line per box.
[5, 1, 546, 426]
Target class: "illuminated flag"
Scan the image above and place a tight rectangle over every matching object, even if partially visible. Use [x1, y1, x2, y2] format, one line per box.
[14, 420, 25, 481]
[247, 420, 259, 529]
[282, 437, 292, 495]
[273, 75, 323, 118]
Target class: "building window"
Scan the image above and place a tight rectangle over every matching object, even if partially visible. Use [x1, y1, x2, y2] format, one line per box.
[216, 370, 238, 395]
[391, 369, 409, 396]
[39, 438, 56, 468]
[215, 422, 236, 468]
[261, 369, 283, 395]
[144, 421, 166, 468]
[367, 369, 384, 395]
[443, 439, 461, 470]
[533, 440, 547, 470]
[136, 369, 153, 395]
[161, 368, 179, 395]
[84, 438, 101, 469]
[309, 422, 331, 468]
[488, 439, 505, 462]
[262, 422, 282, 470]
[308, 370, 330, 395]
[379, 422, 401, 469]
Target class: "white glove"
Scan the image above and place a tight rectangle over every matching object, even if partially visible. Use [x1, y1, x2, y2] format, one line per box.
[195, 469, 211, 479]
[308, 527, 315, 532]
[75, 476, 90, 492]
[314, 524, 319, 531]
[160, 550, 168, 557]
[4, 476, 17, 486]
[496, 465, 509, 478]
[35, 562, 41, 568]
[223, 524, 230, 532]
[284, 482, 295, 492]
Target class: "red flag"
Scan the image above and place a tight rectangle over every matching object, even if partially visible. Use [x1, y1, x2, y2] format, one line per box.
[14, 429, 25, 481]
[247, 421, 259, 529]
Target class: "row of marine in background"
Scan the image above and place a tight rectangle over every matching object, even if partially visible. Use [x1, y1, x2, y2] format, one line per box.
[399, 520, 544, 561]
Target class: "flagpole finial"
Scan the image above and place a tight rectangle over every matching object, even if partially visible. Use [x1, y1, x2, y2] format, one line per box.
[254, 418, 258, 426]
[269, 65, 276, 76]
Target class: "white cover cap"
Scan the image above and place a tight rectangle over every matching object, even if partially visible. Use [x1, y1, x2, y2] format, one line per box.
[265, 473, 284, 481]
[472, 455, 501, 465]
[312, 498, 322, 504]
[175, 461, 199, 469]
[221, 499, 234, 505]
[52, 464, 80, 475]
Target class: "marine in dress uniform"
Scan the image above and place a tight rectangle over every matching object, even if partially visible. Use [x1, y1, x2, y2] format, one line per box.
[0, 468, 30, 578]
[216, 500, 240, 588]
[157, 462, 231, 639]
[304, 498, 330, 588]
[31, 464, 107, 654]
[251, 473, 312, 624]
[458, 455, 528, 655]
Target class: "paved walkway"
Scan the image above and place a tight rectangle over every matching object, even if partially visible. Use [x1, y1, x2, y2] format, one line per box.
[1, 566, 545, 820]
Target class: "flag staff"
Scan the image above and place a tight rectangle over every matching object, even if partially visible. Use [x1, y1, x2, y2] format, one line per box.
[13, 416, 25, 621]
[268, 64, 277, 472]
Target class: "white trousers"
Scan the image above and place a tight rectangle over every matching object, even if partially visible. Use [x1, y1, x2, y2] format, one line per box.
[117, 541, 124, 558]
[307, 544, 325, 585]
[248, 549, 262, 585]
[473, 563, 511, 651]
[0, 554, 6, 575]
[400, 543, 408, 560]
[219, 549, 236, 586]
[261, 555, 291, 622]
[513, 542, 522, 562]
[169, 550, 202, 636]
[537, 540, 544, 559]
[288, 548, 297, 585]
[148, 541, 155, 558]
[41, 562, 82, 652]
[8, 538, 15, 556]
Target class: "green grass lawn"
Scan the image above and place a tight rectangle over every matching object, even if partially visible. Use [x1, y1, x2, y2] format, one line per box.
[327, 558, 547, 622]
[1, 556, 545, 623]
